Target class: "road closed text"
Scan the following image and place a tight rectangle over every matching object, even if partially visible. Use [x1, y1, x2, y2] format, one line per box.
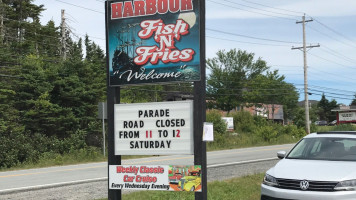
[114, 101, 193, 155]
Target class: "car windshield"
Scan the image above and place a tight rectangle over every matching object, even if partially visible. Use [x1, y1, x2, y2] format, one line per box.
[287, 137, 356, 161]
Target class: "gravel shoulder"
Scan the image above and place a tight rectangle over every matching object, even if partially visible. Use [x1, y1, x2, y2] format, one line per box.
[0, 160, 278, 200]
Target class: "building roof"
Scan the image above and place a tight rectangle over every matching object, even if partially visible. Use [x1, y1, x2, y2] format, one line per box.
[297, 100, 319, 107]
[331, 106, 356, 112]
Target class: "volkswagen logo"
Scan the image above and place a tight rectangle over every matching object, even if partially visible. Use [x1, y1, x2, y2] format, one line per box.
[300, 180, 309, 190]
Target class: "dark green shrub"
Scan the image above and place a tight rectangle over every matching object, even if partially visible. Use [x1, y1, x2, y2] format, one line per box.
[206, 110, 227, 134]
[232, 111, 256, 133]
[281, 125, 306, 139]
[253, 126, 278, 142]
[253, 115, 269, 127]
[332, 124, 356, 131]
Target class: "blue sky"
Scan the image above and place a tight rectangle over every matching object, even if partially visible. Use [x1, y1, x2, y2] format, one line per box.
[34, 0, 356, 105]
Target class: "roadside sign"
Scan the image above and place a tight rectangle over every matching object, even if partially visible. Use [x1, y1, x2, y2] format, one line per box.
[114, 101, 193, 155]
[107, 0, 201, 86]
[222, 117, 234, 130]
[109, 165, 201, 192]
[98, 102, 107, 119]
[339, 112, 356, 122]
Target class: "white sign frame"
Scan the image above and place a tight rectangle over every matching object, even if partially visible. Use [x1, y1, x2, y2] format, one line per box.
[114, 101, 194, 155]
[222, 117, 234, 130]
[339, 112, 356, 122]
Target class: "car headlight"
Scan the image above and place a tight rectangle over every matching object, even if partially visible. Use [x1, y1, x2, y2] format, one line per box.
[334, 180, 356, 191]
[263, 174, 279, 187]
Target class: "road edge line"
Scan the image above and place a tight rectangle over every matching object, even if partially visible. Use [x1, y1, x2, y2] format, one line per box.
[207, 157, 278, 168]
[0, 177, 107, 195]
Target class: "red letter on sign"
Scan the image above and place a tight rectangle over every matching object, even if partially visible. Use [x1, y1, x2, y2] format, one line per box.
[134, 1, 146, 16]
[146, 0, 157, 15]
[157, 0, 168, 14]
[181, 0, 193, 11]
[169, 0, 180, 13]
[123, 1, 134, 18]
[111, 2, 123, 19]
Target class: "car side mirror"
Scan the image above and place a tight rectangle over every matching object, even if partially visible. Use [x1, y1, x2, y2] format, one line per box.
[277, 151, 286, 159]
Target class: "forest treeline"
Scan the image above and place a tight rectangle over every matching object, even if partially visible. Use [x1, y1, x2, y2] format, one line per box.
[0, 0, 108, 168]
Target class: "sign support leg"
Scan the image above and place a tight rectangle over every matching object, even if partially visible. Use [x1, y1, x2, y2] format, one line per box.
[194, 80, 207, 200]
[195, 0, 206, 198]
[108, 87, 121, 200]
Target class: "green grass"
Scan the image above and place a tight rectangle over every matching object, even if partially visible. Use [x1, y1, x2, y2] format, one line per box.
[0, 148, 149, 172]
[97, 173, 264, 200]
[315, 124, 356, 132]
[7, 123, 355, 172]
[1, 133, 298, 171]
[207, 132, 299, 151]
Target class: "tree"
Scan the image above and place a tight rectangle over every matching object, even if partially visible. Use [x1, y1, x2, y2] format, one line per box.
[294, 105, 318, 129]
[243, 70, 299, 121]
[317, 93, 329, 120]
[351, 94, 356, 106]
[317, 94, 338, 122]
[207, 49, 269, 112]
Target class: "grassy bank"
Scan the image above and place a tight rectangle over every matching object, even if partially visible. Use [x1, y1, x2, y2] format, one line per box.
[98, 173, 264, 200]
[207, 132, 299, 151]
[4, 124, 355, 172]
[0, 148, 147, 172]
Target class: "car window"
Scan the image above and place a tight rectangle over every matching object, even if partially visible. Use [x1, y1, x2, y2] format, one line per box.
[287, 137, 356, 161]
[310, 139, 322, 154]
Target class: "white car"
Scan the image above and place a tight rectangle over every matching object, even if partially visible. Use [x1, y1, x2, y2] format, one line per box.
[261, 131, 356, 200]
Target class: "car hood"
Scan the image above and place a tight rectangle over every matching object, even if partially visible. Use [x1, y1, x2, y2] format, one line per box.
[268, 159, 356, 181]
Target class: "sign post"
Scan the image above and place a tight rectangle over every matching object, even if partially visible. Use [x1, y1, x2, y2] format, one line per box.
[194, 0, 206, 198]
[105, 0, 206, 199]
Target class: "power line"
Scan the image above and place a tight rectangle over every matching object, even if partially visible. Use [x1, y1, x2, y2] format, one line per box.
[207, 0, 296, 21]
[239, 0, 304, 15]
[307, 24, 356, 49]
[307, 88, 354, 97]
[220, 0, 299, 18]
[4, 17, 105, 42]
[309, 67, 356, 82]
[308, 52, 356, 70]
[206, 35, 290, 47]
[321, 45, 356, 63]
[311, 17, 356, 47]
[300, 89, 354, 101]
[54, 0, 104, 14]
[308, 85, 356, 94]
[4, 26, 61, 40]
[318, 48, 356, 65]
[207, 28, 300, 44]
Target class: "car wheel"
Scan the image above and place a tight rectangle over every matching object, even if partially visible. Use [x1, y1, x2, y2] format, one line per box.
[190, 186, 195, 191]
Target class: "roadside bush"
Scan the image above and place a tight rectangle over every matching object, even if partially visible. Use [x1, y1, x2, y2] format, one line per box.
[0, 129, 94, 169]
[254, 125, 278, 142]
[253, 115, 269, 127]
[206, 110, 227, 134]
[232, 111, 256, 133]
[281, 125, 306, 139]
[331, 124, 356, 131]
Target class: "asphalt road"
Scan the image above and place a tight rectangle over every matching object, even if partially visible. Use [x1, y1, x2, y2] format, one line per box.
[0, 144, 294, 195]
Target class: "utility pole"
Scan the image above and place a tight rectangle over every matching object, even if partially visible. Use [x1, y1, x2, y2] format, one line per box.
[61, 9, 67, 60]
[292, 14, 320, 134]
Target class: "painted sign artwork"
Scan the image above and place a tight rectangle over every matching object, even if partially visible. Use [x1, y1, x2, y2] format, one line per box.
[109, 165, 202, 192]
[107, 0, 200, 86]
